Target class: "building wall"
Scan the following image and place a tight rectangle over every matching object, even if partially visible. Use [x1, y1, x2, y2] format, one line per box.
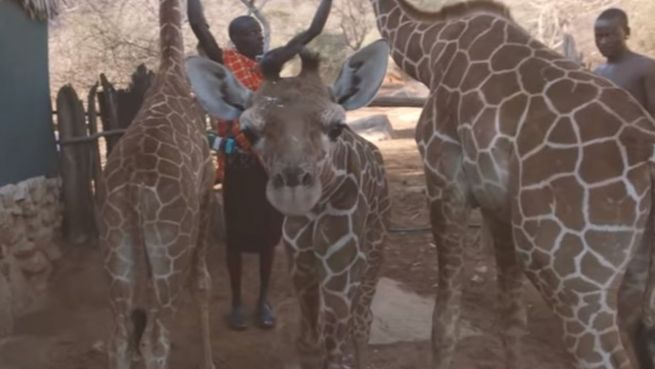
[0, 1, 63, 336]
[0, 0, 58, 187]
[0, 176, 62, 336]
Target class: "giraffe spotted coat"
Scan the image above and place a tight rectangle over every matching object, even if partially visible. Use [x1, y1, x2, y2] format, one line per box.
[370, 0, 655, 369]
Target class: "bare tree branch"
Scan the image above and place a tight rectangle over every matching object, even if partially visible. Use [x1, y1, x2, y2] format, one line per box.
[334, 0, 372, 51]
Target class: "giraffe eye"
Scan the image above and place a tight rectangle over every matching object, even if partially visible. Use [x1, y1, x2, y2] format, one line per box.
[327, 122, 345, 142]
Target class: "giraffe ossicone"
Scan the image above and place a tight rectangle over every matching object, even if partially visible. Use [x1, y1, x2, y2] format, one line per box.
[369, 0, 655, 369]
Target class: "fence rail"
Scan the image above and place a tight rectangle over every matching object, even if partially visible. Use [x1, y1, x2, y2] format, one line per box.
[55, 96, 427, 147]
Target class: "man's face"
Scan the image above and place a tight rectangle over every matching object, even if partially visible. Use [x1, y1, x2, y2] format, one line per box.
[231, 19, 264, 59]
[594, 18, 628, 58]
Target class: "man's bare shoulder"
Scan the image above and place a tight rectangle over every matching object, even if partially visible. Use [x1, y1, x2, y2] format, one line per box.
[631, 53, 655, 74]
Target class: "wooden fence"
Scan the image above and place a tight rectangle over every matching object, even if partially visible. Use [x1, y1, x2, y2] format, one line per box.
[55, 64, 154, 244]
[54, 64, 428, 244]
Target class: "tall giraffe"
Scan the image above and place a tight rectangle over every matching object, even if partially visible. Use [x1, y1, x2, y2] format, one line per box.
[96, 0, 216, 368]
[185, 2, 391, 367]
[369, 0, 655, 368]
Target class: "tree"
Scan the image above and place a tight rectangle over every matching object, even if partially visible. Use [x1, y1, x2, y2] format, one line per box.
[334, 0, 373, 50]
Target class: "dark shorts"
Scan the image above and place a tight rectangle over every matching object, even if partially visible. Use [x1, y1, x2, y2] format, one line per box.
[222, 152, 284, 253]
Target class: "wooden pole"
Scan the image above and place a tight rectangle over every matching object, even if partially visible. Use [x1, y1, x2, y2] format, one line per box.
[98, 74, 121, 154]
[56, 85, 96, 244]
[87, 83, 102, 195]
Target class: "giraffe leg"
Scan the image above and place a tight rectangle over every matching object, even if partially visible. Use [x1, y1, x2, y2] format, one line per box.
[352, 218, 386, 369]
[320, 277, 358, 369]
[618, 239, 649, 368]
[513, 230, 634, 369]
[484, 214, 526, 369]
[193, 198, 216, 369]
[287, 239, 323, 369]
[104, 230, 138, 369]
[315, 201, 370, 369]
[107, 303, 135, 369]
[636, 224, 655, 369]
[413, 92, 472, 369]
[426, 172, 470, 369]
[558, 303, 632, 369]
[428, 190, 470, 369]
[140, 234, 194, 368]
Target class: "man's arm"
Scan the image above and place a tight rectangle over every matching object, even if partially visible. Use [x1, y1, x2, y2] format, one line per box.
[643, 61, 655, 118]
[188, 0, 223, 64]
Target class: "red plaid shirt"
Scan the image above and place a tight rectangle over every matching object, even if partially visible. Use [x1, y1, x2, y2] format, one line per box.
[216, 49, 262, 137]
[213, 49, 263, 182]
[223, 48, 263, 91]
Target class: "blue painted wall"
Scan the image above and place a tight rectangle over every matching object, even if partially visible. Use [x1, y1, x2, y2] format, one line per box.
[0, 0, 58, 186]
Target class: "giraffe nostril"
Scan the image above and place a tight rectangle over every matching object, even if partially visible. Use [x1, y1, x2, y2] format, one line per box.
[301, 173, 313, 187]
[272, 173, 285, 189]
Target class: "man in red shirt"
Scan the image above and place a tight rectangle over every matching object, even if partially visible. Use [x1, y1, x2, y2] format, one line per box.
[189, 0, 284, 331]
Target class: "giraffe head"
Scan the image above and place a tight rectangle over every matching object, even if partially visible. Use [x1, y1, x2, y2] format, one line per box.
[187, 40, 389, 215]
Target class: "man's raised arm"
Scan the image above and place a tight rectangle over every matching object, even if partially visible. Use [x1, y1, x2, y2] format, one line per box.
[188, 0, 223, 64]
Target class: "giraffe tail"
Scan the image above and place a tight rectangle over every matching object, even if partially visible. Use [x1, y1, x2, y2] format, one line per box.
[128, 182, 154, 356]
[634, 165, 655, 369]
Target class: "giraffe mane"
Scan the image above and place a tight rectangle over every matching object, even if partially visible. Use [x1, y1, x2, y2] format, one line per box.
[396, 0, 513, 23]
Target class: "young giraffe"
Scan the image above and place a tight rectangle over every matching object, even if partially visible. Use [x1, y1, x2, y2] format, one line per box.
[185, 3, 391, 368]
[96, 0, 216, 368]
[369, 0, 655, 368]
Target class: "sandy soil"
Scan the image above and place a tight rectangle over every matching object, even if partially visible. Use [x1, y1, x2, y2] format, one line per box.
[0, 107, 574, 369]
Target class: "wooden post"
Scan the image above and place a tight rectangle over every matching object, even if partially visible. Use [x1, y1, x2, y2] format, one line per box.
[98, 73, 121, 154]
[56, 85, 96, 244]
[87, 83, 102, 195]
[116, 64, 154, 128]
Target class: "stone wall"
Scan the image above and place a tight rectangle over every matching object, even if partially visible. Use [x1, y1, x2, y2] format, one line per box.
[0, 176, 63, 336]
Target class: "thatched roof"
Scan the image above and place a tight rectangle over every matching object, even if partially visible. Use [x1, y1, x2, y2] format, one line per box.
[13, 0, 63, 21]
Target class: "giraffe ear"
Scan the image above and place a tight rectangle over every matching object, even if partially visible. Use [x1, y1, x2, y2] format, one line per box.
[331, 39, 389, 111]
[185, 56, 252, 120]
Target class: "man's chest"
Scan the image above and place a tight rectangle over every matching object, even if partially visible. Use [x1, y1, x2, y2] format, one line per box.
[598, 65, 646, 102]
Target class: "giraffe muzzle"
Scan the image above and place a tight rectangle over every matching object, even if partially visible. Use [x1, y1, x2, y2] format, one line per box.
[272, 167, 315, 189]
[266, 167, 322, 216]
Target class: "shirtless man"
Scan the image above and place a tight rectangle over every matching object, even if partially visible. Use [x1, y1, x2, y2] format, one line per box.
[593, 7, 655, 116]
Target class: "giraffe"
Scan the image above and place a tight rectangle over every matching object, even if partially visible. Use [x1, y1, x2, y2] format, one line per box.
[95, 1, 217, 368]
[185, 2, 391, 367]
[368, 0, 655, 368]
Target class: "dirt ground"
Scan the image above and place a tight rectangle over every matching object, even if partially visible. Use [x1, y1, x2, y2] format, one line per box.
[0, 107, 574, 369]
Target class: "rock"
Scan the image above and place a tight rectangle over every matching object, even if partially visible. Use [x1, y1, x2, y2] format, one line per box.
[347, 114, 394, 142]
[0, 269, 13, 337]
[0, 176, 63, 322]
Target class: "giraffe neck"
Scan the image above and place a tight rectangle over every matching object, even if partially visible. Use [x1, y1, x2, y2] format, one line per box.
[159, 0, 185, 75]
[369, 0, 512, 86]
[318, 128, 359, 199]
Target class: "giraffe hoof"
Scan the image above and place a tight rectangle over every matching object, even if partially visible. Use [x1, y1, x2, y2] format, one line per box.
[226, 305, 248, 331]
[256, 302, 276, 329]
